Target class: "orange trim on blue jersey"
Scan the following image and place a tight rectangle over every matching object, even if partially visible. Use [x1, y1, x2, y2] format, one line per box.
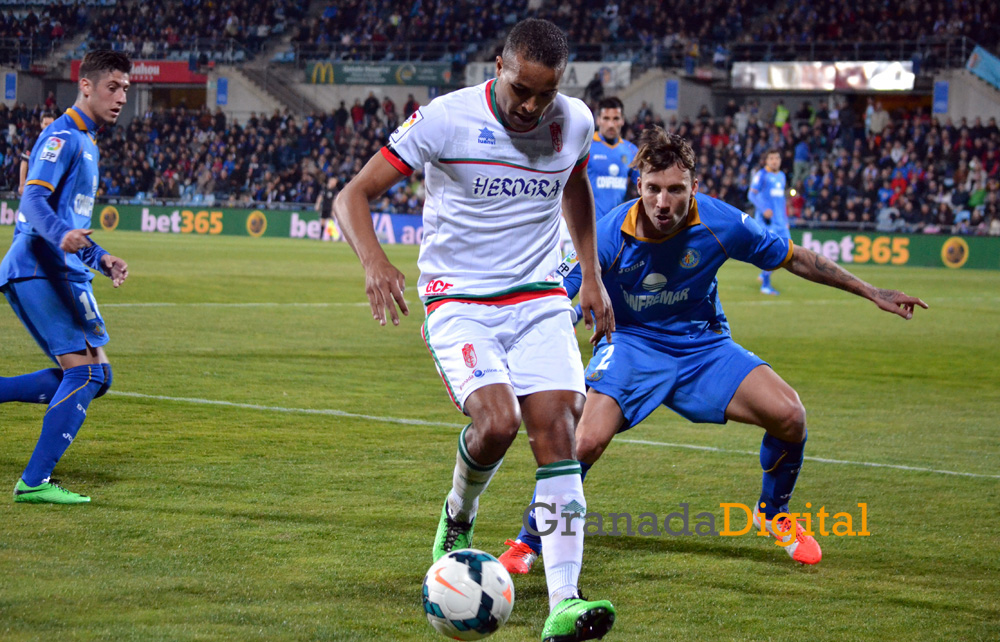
[776, 240, 795, 269]
[25, 179, 55, 191]
[425, 287, 568, 314]
[593, 132, 624, 149]
[380, 146, 413, 176]
[621, 198, 702, 244]
[66, 107, 89, 131]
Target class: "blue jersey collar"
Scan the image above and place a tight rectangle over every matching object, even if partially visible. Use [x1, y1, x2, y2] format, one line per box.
[66, 106, 97, 132]
[622, 197, 702, 243]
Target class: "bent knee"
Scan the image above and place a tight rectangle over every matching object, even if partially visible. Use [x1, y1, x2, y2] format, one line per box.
[773, 398, 806, 442]
[470, 411, 522, 451]
[95, 363, 113, 398]
[575, 432, 611, 464]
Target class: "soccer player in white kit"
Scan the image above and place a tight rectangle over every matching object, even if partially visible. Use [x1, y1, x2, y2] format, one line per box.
[334, 18, 617, 642]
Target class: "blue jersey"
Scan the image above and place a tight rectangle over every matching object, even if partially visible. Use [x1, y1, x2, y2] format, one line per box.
[563, 193, 792, 345]
[587, 133, 638, 220]
[748, 168, 789, 236]
[1, 107, 106, 287]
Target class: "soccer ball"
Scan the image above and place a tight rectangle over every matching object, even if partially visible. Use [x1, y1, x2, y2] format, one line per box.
[422, 549, 515, 640]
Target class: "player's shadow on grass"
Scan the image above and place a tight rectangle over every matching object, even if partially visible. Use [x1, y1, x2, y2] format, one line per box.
[585, 533, 797, 567]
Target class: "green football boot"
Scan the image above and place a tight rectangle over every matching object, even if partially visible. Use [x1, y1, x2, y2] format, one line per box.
[541, 595, 616, 642]
[13, 479, 90, 504]
[431, 500, 475, 562]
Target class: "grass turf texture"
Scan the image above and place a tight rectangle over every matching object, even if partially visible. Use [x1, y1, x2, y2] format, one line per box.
[1, 229, 998, 641]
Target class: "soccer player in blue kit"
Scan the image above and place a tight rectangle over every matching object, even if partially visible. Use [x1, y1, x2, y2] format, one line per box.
[588, 97, 638, 220]
[748, 149, 788, 295]
[1, 50, 131, 504]
[499, 127, 926, 571]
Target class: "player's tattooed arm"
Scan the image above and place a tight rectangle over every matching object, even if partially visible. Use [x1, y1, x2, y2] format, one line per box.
[784, 245, 928, 320]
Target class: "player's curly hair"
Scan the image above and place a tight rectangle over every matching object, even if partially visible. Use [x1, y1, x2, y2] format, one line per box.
[631, 126, 697, 175]
[79, 50, 132, 81]
[502, 19, 569, 69]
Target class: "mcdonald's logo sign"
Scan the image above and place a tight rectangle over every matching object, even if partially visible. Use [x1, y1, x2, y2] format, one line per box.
[310, 62, 335, 84]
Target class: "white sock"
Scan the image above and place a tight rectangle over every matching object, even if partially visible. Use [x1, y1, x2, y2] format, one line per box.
[535, 460, 585, 611]
[447, 424, 502, 523]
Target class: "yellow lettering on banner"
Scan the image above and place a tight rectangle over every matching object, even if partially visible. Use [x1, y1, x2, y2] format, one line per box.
[210, 211, 223, 234]
[857, 503, 870, 535]
[719, 503, 752, 536]
[195, 211, 210, 233]
[854, 235, 871, 263]
[891, 238, 909, 264]
[872, 237, 892, 263]
[180, 210, 194, 233]
[311, 62, 334, 84]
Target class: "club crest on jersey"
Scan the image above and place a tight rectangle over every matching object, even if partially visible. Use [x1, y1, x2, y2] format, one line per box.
[550, 122, 562, 152]
[462, 343, 477, 368]
[40, 136, 65, 163]
[389, 110, 423, 144]
[478, 126, 496, 145]
[680, 248, 701, 269]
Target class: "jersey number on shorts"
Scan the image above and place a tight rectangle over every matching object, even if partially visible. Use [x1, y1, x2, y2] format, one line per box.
[78, 291, 100, 321]
[585, 344, 615, 382]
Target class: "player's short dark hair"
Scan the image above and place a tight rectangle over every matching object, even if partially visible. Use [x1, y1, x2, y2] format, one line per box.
[79, 50, 132, 82]
[764, 147, 782, 158]
[502, 19, 569, 70]
[597, 97, 624, 113]
[631, 126, 696, 175]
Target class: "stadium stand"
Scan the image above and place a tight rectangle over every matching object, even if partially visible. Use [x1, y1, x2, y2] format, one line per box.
[0, 0, 996, 234]
[2, 96, 995, 234]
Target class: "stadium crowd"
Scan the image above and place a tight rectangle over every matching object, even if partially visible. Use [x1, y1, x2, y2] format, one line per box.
[86, 0, 308, 57]
[0, 96, 997, 234]
[0, 2, 84, 65]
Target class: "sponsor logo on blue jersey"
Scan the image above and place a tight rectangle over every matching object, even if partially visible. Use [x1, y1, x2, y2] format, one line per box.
[641, 272, 668, 292]
[471, 176, 562, 199]
[621, 286, 691, 311]
[478, 127, 496, 145]
[618, 260, 645, 274]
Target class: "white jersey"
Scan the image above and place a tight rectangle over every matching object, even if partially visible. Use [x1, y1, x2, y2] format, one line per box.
[382, 79, 594, 301]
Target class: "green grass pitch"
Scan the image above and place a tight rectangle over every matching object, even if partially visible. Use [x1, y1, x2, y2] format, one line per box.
[1, 228, 998, 641]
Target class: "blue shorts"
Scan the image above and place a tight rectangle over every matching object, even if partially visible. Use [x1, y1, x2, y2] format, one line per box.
[584, 330, 767, 428]
[2, 278, 110, 362]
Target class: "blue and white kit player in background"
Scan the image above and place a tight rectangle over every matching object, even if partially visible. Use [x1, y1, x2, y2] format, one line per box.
[588, 97, 639, 221]
[748, 148, 788, 295]
[1, 50, 131, 504]
[559, 96, 638, 256]
[499, 127, 927, 573]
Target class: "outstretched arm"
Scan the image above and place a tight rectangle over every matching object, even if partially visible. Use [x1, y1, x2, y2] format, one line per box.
[562, 168, 614, 344]
[333, 151, 410, 326]
[783, 245, 928, 319]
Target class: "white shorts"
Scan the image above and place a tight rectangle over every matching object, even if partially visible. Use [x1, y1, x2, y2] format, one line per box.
[421, 294, 585, 412]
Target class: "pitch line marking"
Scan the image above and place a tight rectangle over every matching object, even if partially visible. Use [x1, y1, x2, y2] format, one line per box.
[99, 296, 1000, 309]
[108, 391, 1000, 480]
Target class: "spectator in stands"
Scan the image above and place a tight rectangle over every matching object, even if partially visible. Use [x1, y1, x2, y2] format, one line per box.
[870, 101, 890, 137]
[403, 94, 420, 119]
[363, 92, 380, 127]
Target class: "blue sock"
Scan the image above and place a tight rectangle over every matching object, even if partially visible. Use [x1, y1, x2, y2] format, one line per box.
[0, 368, 63, 404]
[21, 364, 106, 487]
[760, 271, 771, 288]
[757, 432, 807, 519]
[517, 461, 593, 553]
